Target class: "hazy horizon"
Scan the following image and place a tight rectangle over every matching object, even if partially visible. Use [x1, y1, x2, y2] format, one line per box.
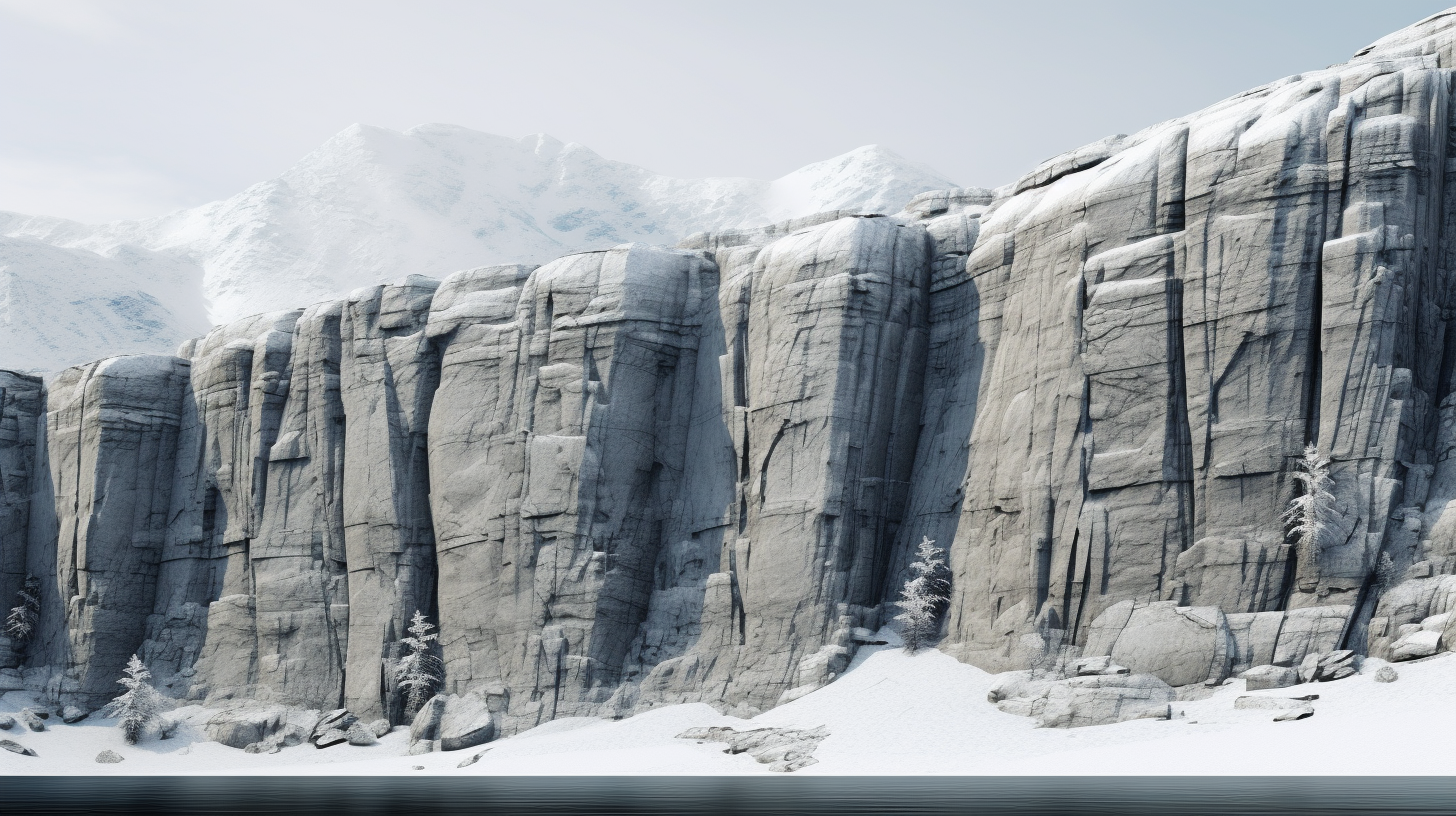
[0, 0, 1450, 223]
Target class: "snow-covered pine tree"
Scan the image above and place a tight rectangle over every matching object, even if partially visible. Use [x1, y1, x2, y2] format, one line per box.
[895, 536, 950, 653]
[396, 610, 443, 718]
[4, 575, 40, 645]
[1283, 443, 1336, 571]
[103, 654, 164, 744]
[1375, 551, 1398, 591]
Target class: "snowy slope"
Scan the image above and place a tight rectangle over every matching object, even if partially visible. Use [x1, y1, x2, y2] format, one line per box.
[3, 643, 1451, 776]
[0, 125, 954, 372]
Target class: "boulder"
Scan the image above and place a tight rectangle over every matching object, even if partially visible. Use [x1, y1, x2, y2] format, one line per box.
[62, 705, 88, 724]
[243, 740, 281, 754]
[1234, 695, 1307, 710]
[1035, 674, 1175, 729]
[439, 691, 495, 751]
[1273, 706, 1314, 722]
[367, 719, 390, 738]
[310, 708, 357, 744]
[1239, 664, 1297, 691]
[19, 708, 44, 732]
[1390, 630, 1442, 661]
[95, 750, 124, 763]
[0, 714, 14, 730]
[408, 696, 447, 751]
[313, 728, 349, 749]
[205, 705, 288, 749]
[1375, 665, 1399, 683]
[345, 722, 377, 746]
[1098, 602, 1230, 687]
[0, 738, 35, 756]
[1312, 650, 1357, 682]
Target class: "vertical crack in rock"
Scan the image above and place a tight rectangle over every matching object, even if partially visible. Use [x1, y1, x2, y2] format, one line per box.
[8, 12, 1456, 731]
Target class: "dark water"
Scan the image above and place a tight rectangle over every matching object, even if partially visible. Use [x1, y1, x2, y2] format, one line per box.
[0, 776, 1451, 815]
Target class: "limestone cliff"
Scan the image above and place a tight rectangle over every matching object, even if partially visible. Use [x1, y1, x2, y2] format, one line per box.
[6, 10, 1456, 737]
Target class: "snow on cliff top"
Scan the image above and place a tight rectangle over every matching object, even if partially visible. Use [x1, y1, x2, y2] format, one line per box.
[3, 643, 1451, 776]
[0, 125, 955, 373]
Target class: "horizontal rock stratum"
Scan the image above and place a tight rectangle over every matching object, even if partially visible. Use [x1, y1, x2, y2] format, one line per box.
[6, 9, 1456, 740]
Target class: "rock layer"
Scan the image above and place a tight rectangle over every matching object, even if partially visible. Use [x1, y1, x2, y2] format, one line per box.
[7, 9, 1456, 742]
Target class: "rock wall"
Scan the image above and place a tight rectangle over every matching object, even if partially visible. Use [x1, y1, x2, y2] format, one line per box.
[6, 9, 1456, 735]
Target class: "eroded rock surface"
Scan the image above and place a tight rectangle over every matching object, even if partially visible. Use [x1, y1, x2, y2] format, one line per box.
[6, 9, 1456, 745]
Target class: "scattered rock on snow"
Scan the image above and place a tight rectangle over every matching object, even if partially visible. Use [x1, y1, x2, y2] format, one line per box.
[1375, 665, 1399, 683]
[310, 709, 358, 746]
[1234, 696, 1308, 710]
[19, 708, 45, 732]
[95, 750, 124, 763]
[206, 705, 289, 749]
[367, 719, 390, 738]
[1240, 664, 1298, 691]
[1313, 650, 1358, 682]
[62, 705, 88, 724]
[0, 714, 14, 730]
[345, 722, 377, 746]
[313, 728, 349, 749]
[677, 725, 828, 772]
[0, 738, 35, 756]
[456, 749, 490, 768]
[439, 690, 495, 751]
[1273, 706, 1314, 722]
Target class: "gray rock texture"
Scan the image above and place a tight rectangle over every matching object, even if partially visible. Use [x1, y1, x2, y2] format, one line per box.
[7, 9, 1456, 743]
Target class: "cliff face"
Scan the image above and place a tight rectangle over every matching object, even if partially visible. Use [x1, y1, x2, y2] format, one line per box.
[7, 11, 1456, 731]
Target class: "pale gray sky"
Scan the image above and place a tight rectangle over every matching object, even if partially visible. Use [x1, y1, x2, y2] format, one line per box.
[0, 0, 1450, 223]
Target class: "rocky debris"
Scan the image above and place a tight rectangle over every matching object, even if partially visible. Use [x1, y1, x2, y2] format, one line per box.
[404, 691, 498, 752]
[19, 708, 44, 732]
[438, 691, 495, 752]
[991, 671, 1174, 728]
[10, 9, 1456, 745]
[345, 722, 377, 746]
[1072, 656, 1129, 676]
[205, 705, 289, 750]
[677, 725, 829, 773]
[310, 710, 357, 747]
[367, 719, 390, 738]
[456, 749, 490, 768]
[1375, 665, 1400, 683]
[0, 714, 14, 730]
[0, 738, 35, 756]
[407, 696, 446, 754]
[1299, 651, 1358, 683]
[243, 739, 281, 755]
[1240, 665, 1298, 691]
[1234, 696, 1310, 710]
[61, 706, 88, 724]
[95, 750, 124, 763]
[1273, 707, 1315, 722]
[158, 717, 179, 740]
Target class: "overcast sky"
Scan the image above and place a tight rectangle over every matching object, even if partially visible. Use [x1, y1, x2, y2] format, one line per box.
[0, 0, 1450, 223]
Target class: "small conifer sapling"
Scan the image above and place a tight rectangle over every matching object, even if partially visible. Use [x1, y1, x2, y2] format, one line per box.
[1283, 444, 1336, 570]
[895, 537, 950, 653]
[396, 610, 443, 718]
[4, 575, 41, 645]
[104, 654, 164, 744]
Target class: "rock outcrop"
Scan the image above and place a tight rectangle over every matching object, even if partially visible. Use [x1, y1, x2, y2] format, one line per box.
[6, 8, 1456, 747]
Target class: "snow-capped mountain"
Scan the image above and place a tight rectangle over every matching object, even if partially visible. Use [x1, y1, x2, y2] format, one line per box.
[0, 124, 955, 372]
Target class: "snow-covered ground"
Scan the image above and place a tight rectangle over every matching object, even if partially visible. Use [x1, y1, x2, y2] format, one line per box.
[3, 642, 1452, 776]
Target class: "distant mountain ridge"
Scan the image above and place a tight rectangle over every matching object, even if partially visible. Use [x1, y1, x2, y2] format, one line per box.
[0, 124, 956, 372]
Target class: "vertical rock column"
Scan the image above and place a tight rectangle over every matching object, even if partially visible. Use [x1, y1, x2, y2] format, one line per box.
[191, 302, 351, 708]
[0, 371, 42, 668]
[30, 356, 188, 708]
[728, 216, 930, 707]
[429, 247, 715, 734]
[339, 277, 440, 722]
[143, 311, 299, 697]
